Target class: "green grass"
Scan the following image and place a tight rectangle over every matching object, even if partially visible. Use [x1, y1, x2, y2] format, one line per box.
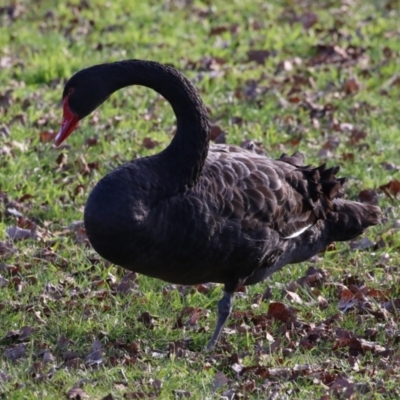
[1, 0, 400, 398]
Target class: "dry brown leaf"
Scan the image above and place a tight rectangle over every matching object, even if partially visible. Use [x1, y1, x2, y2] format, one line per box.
[267, 301, 297, 323]
[172, 389, 192, 398]
[0, 89, 13, 110]
[343, 77, 360, 95]
[3, 325, 36, 342]
[298, 12, 318, 29]
[102, 394, 115, 400]
[338, 288, 358, 312]
[349, 129, 367, 144]
[342, 152, 355, 162]
[0, 241, 17, 257]
[42, 351, 56, 365]
[18, 193, 33, 203]
[208, 24, 238, 36]
[64, 358, 84, 369]
[3, 343, 26, 361]
[168, 340, 188, 358]
[85, 136, 98, 146]
[308, 44, 359, 66]
[297, 266, 328, 287]
[66, 387, 89, 399]
[137, 311, 155, 329]
[212, 371, 229, 391]
[384, 299, 400, 314]
[18, 216, 36, 230]
[115, 271, 138, 294]
[202, 56, 227, 71]
[379, 178, 400, 199]
[85, 340, 103, 367]
[0, 274, 9, 288]
[0, 369, 10, 382]
[350, 237, 374, 250]
[142, 137, 159, 149]
[123, 392, 146, 399]
[318, 295, 329, 309]
[280, 9, 318, 30]
[285, 290, 303, 304]
[329, 376, 355, 398]
[75, 227, 89, 246]
[9, 114, 26, 126]
[247, 50, 273, 65]
[56, 152, 68, 168]
[358, 189, 379, 205]
[209, 124, 223, 141]
[39, 130, 56, 143]
[366, 288, 389, 301]
[6, 226, 36, 241]
[56, 334, 73, 352]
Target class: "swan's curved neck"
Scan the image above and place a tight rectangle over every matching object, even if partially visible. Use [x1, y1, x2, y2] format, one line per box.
[106, 61, 210, 189]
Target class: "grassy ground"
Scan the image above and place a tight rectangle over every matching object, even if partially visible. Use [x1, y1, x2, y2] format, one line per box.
[0, 0, 400, 398]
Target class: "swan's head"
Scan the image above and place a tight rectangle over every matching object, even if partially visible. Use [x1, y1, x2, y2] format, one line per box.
[55, 65, 111, 146]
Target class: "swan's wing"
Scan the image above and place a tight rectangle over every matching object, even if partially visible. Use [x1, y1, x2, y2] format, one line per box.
[199, 144, 345, 239]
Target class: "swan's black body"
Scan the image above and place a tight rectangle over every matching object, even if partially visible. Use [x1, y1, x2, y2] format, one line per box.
[58, 60, 380, 348]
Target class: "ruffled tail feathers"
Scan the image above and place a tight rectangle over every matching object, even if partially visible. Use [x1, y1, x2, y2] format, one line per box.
[327, 199, 381, 241]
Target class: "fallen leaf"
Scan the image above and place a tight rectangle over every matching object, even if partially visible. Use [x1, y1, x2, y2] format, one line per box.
[298, 12, 318, 29]
[115, 271, 138, 294]
[210, 124, 223, 141]
[3, 343, 26, 361]
[358, 189, 379, 205]
[379, 178, 400, 199]
[318, 295, 329, 309]
[137, 311, 155, 329]
[0, 241, 17, 257]
[0, 274, 9, 288]
[39, 130, 56, 143]
[209, 24, 238, 36]
[3, 325, 35, 342]
[338, 288, 358, 312]
[285, 290, 303, 304]
[247, 50, 273, 65]
[0, 370, 10, 382]
[349, 129, 367, 145]
[384, 299, 400, 314]
[329, 376, 355, 398]
[297, 266, 328, 287]
[343, 77, 360, 95]
[56, 152, 68, 169]
[64, 358, 84, 369]
[267, 302, 297, 323]
[172, 389, 191, 398]
[212, 371, 229, 392]
[66, 387, 89, 399]
[102, 394, 115, 400]
[350, 237, 374, 250]
[142, 137, 159, 149]
[85, 136, 98, 146]
[6, 226, 36, 241]
[42, 351, 56, 365]
[123, 391, 146, 399]
[168, 340, 188, 358]
[85, 340, 103, 367]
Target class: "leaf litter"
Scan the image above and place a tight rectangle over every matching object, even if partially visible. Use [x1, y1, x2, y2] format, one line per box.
[0, 0, 399, 398]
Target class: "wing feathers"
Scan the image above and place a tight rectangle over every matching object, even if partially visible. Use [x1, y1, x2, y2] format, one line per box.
[202, 146, 350, 239]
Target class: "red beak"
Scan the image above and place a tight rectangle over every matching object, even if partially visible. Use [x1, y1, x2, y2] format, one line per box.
[55, 96, 80, 146]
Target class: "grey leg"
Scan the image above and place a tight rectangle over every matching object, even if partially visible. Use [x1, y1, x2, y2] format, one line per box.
[206, 290, 234, 350]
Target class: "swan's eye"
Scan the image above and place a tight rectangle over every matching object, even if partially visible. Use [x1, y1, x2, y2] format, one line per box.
[68, 88, 75, 95]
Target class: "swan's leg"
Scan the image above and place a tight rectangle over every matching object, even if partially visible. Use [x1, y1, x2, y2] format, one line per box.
[206, 288, 234, 350]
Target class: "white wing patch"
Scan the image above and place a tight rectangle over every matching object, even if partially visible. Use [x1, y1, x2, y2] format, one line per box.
[284, 224, 312, 239]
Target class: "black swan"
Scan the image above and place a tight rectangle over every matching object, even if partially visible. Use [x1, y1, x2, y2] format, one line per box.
[55, 60, 380, 349]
